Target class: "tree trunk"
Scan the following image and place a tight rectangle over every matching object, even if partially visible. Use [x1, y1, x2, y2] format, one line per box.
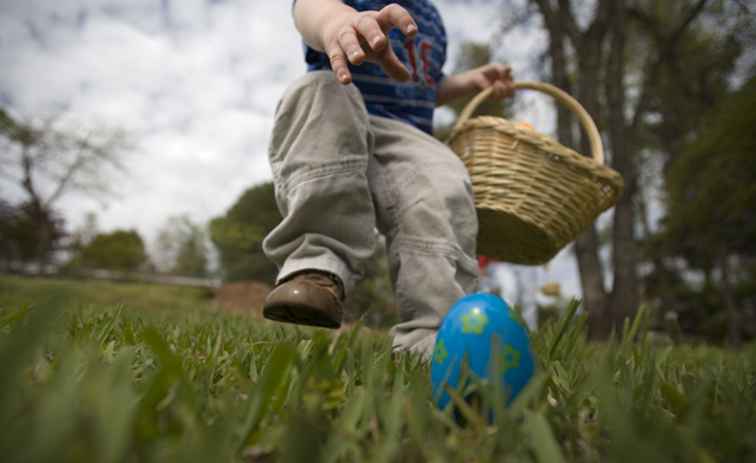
[573, 5, 613, 339]
[529, 0, 648, 339]
[605, 0, 640, 328]
[720, 253, 740, 346]
[534, 0, 611, 338]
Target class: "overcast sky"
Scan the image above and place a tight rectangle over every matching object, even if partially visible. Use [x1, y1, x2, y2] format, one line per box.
[1, 0, 585, 306]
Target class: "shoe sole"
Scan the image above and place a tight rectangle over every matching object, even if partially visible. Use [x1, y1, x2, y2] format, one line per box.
[263, 303, 341, 329]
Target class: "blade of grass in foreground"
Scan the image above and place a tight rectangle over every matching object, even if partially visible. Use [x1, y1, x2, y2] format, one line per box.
[238, 343, 297, 452]
[548, 298, 581, 360]
[523, 410, 566, 463]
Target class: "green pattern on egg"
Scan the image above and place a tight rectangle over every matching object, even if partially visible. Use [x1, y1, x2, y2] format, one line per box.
[433, 338, 448, 364]
[500, 344, 521, 372]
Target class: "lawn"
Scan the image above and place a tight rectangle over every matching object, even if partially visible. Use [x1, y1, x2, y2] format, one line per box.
[0, 275, 754, 462]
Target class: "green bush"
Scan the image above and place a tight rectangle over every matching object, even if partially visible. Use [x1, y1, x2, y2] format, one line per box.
[68, 229, 149, 272]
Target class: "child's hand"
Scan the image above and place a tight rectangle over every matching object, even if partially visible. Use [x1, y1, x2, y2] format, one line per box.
[437, 64, 514, 106]
[320, 4, 418, 84]
[464, 64, 514, 99]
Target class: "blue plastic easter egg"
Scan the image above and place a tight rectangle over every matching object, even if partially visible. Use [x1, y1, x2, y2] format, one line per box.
[430, 293, 535, 410]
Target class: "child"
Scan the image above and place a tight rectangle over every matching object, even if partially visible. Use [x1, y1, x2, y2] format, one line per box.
[262, 0, 513, 358]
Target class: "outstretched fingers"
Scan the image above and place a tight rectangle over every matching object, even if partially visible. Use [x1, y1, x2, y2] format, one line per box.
[371, 5, 417, 82]
[326, 4, 419, 85]
[377, 4, 417, 37]
[353, 14, 388, 53]
[376, 46, 411, 82]
[338, 27, 366, 65]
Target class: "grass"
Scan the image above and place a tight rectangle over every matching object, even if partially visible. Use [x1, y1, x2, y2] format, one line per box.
[0, 274, 755, 462]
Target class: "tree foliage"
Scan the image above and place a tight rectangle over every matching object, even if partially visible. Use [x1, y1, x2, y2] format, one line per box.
[646, 77, 756, 343]
[209, 182, 280, 283]
[0, 200, 65, 269]
[173, 231, 209, 278]
[664, 77, 756, 261]
[69, 229, 149, 272]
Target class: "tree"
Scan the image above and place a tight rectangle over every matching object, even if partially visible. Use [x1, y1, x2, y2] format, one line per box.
[209, 182, 281, 284]
[68, 212, 100, 250]
[650, 77, 756, 344]
[623, 1, 754, 344]
[523, 0, 638, 338]
[0, 108, 130, 267]
[70, 229, 149, 272]
[154, 215, 209, 277]
[0, 199, 65, 270]
[173, 235, 209, 278]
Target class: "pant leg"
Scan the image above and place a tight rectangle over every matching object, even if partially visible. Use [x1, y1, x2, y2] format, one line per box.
[262, 71, 377, 293]
[367, 116, 480, 359]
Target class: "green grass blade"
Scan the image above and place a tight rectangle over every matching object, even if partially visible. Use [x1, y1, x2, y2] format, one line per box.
[523, 410, 566, 463]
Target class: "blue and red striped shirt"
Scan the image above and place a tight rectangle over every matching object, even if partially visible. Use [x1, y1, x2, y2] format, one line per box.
[303, 0, 447, 134]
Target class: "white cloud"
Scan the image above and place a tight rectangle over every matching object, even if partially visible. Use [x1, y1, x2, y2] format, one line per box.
[0, 0, 296, 241]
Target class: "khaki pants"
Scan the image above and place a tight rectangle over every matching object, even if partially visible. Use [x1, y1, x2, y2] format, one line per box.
[262, 71, 480, 358]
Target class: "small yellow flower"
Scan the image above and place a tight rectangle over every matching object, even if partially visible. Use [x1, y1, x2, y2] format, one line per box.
[461, 309, 488, 335]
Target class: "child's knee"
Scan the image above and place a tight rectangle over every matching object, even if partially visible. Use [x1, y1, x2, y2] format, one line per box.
[397, 167, 477, 251]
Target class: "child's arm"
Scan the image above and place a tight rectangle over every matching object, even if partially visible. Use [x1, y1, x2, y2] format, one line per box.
[294, 0, 418, 85]
[436, 63, 514, 106]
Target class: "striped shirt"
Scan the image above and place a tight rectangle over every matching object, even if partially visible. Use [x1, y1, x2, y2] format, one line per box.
[303, 0, 447, 134]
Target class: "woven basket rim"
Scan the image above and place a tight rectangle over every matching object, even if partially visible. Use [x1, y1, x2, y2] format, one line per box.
[449, 115, 624, 191]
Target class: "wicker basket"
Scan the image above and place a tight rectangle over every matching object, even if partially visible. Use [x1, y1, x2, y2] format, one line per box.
[448, 81, 624, 265]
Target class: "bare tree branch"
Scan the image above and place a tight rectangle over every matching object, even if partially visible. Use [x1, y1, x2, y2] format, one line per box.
[732, 0, 751, 13]
[20, 147, 40, 205]
[45, 148, 90, 206]
[670, 0, 710, 46]
[2, 109, 130, 210]
[628, 0, 711, 129]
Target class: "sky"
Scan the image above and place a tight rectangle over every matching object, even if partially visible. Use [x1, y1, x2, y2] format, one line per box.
[0, 0, 586, 309]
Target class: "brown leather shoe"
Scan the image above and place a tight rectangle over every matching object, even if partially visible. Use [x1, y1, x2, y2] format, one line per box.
[262, 271, 344, 329]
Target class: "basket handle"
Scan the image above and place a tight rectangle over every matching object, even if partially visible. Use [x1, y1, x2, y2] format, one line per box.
[452, 81, 605, 165]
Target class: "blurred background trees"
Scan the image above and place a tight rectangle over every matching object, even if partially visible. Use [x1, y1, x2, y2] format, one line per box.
[647, 77, 756, 344]
[490, 0, 755, 342]
[67, 229, 149, 272]
[209, 182, 280, 284]
[154, 215, 210, 278]
[0, 108, 129, 271]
